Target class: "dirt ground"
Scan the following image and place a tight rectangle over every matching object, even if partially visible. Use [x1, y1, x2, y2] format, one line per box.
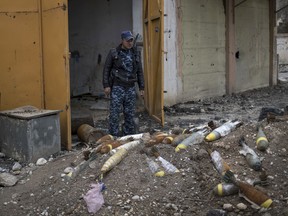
[1, 82, 288, 216]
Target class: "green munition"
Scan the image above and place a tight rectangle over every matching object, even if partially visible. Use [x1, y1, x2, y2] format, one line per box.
[239, 136, 262, 171]
[256, 126, 269, 151]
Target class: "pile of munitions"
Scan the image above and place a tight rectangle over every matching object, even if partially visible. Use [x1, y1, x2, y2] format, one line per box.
[72, 112, 288, 211]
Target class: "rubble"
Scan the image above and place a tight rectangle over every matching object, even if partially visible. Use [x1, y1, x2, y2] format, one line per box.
[0, 83, 287, 215]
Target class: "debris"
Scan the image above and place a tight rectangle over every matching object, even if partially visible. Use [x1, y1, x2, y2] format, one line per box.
[236, 203, 247, 210]
[253, 170, 269, 187]
[258, 107, 284, 121]
[206, 208, 227, 216]
[12, 162, 22, 171]
[267, 113, 288, 123]
[66, 152, 97, 179]
[222, 203, 233, 211]
[83, 183, 105, 214]
[0, 173, 18, 187]
[36, 158, 47, 166]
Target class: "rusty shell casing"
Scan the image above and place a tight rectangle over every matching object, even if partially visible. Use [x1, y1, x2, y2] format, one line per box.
[100, 140, 122, 154]
[162, 135, 177, 144]
[96, 134, 114, 145]
[238, 181, 273, 208]
[77, 124, 106, 144]
[146, 134, 168, 147]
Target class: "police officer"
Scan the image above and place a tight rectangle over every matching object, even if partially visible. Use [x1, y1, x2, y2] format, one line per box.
[103, 30, 144, 136]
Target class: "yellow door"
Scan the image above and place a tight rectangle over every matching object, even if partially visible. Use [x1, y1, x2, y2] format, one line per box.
[0, 0, 43, 110]
[41, 0, 71, 149]
[143, 0, 164, 125]
[0, 0, 71, 150]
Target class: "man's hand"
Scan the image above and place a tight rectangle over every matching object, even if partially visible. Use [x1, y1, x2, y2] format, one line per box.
[104, 87, 111, 97]
[140, 90, 144, 99]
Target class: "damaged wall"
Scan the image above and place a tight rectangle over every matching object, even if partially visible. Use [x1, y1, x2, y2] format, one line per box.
[277, 0, 288, 33]
[277, 35, 288, 65]
[68, 0, 133, 96]
[171, 0, 270, 104]
[178, 0, 226, 102]
[235, 0, 270, 92]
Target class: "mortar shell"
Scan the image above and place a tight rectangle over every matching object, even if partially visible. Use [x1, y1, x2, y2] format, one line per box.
[256, 127, 269, 151]
[213, 183, 239, 196]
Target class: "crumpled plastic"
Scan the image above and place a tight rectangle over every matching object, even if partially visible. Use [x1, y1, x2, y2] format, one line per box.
[83, 183, 105, 213]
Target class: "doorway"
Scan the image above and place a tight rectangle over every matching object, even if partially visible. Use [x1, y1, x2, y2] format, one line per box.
[68, 0, 136, 134]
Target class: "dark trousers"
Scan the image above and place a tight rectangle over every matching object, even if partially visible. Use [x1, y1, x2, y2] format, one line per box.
[109, 85, 136, 136]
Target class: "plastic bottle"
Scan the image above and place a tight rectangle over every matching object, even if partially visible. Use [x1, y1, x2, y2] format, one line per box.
[213, 183, 239, 196]
[156, 156, 179, 174]
[256, 126, 269, 151]
[145, 156, 165, 177]
[205, 120, 242, 142]
[175, 128, 209, 152]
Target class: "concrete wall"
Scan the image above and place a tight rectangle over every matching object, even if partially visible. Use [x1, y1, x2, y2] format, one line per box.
[163, 0, 179, 106]
[235, 0, 270, 92]
[277, 34, 288, 64]
[68, 0, 133, 96]
[132, 0, 143, 43]
[178, 0, 226, 102]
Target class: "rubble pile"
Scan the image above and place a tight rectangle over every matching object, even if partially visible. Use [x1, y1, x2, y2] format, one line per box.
[0, 83, 288, 216]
